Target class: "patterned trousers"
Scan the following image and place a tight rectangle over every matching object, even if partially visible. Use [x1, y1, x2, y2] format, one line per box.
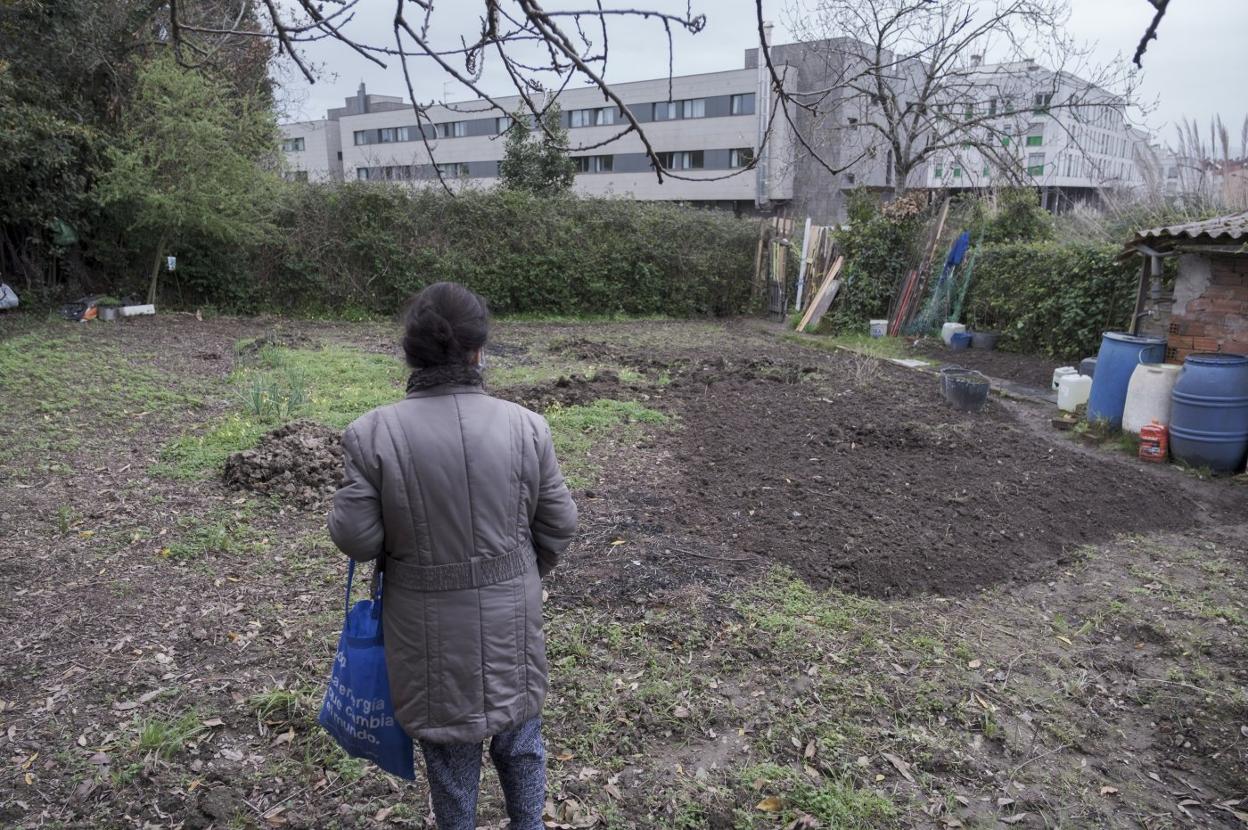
[419, 716, 546, 830]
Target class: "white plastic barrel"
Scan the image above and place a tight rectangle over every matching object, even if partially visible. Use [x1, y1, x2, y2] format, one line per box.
[1051, 366, 1077, 391]
[941, 322, 966, 345]
[1122, 363, 1182, 434]
[869, 319, 888, 338]
[1057, 374, 1093, 413]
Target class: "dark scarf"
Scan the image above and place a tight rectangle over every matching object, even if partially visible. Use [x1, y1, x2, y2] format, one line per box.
[406, 363, 484, 394]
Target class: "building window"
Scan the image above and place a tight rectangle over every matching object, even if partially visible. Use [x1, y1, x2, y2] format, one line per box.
[729, 148, 754, 168]
[1027, 153, 1045, 176]
[658, 150, 703, 170]
[682, 98, 706, 119]
[452, 121, 467, 137]
[1032, 92, 1052, 114]
[982, 163, 990, 177]
[952, 166, 962, 179]
[573, 155, 614, 173]
[1026, 123, 1044, 146]
[353, 131, 369, 146]
[845, 173, 856, 184]
[357, 167, 370, 181]
[1000, 135, 1011, 147]
[496, 116, 512, 134]
[653, 101, 677, 121]
[730, 93, 755, 115]
[570, 107, 615, 128]
[934, 162, 943, 177]
[396, 126, 414, 142]
[988, 98, 997, 116]
[435, 163, 469, 178]
[379, 127, 397, 143]
[963, 102, 974, 119]
[280, 137, 305, 152]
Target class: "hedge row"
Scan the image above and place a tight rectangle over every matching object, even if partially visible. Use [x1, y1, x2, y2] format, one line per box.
[963, 242, 1138, 358]
[205, 184, 761, 317]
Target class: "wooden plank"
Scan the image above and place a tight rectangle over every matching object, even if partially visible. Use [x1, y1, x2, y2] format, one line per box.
[794, 216, 813, 311]
[752, 222, 768, 291]
[802, 279, 842, 332]
[900, 198, 950, 332]
[796, 256, 844, 332]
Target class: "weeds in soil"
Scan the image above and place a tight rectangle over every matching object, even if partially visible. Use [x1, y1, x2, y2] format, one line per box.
[162, 513, 256, 561]
[545, 399, 668, 488]
[134, 711, 205, 759]
[735, 763, 896, 829]
[250, 686, 317, 725]
[0, 331, 203, 465]
[161, 345, 406, 477]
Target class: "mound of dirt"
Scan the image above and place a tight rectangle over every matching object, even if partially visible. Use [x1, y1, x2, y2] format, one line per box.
[223, 420, 343, 506]
[495, 371, 648, 411]
[236, 328, 319, 358]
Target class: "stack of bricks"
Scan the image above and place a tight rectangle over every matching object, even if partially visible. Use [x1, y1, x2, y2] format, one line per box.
[1166, 254, 1248, 364]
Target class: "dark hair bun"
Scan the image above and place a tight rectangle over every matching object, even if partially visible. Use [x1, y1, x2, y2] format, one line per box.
[403, 282, 490, 368]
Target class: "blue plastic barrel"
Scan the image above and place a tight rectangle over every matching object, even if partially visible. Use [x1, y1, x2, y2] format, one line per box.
[1169, 353, 1248, 472]
[949, 332, 972, 351]
[1086, 332, 1166, 428]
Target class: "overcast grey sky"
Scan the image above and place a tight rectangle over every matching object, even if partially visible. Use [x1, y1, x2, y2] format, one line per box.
[280, 1, 1248, 147]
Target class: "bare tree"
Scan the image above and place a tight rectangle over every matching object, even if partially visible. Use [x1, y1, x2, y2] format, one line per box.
[781, 0, 1140, 196]
[162, 0, 820, 192]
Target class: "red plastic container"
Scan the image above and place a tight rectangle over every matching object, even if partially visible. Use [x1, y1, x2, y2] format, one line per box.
[1138, 421, 1169, 463]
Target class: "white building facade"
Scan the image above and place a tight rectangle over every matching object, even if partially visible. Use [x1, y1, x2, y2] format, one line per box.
[280, 48, 1151, 221]
[922, 61, 1148, 209]
[281, 70, 795, 211]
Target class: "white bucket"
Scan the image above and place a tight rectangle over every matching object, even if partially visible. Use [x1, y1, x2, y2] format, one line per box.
[869, 319, 888, 338]
[941, 322, 966, 345]
[1051, 366, 1077, 391]
[1057, 374, 1092, 413]
[1122, 363, 1182, 434]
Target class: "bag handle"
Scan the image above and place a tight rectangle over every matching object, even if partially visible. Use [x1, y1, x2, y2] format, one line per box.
[343, 558, 356, 620]
[341, 556, 386, 623]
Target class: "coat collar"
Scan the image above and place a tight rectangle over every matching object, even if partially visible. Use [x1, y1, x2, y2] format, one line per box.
[404, 384, 488, 400]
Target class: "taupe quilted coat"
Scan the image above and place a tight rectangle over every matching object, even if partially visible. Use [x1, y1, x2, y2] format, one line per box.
[328, 382, 578, 744]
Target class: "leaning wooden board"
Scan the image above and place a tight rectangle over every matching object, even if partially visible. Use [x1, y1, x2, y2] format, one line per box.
[796, 256, 844, 332]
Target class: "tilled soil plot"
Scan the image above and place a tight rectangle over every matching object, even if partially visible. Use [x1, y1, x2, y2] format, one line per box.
[594, 343, 1245, 598]
[909, 337, 1063, 390]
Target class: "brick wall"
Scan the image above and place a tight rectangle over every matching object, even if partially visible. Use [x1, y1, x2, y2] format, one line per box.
[1165, 253, 1248, 363]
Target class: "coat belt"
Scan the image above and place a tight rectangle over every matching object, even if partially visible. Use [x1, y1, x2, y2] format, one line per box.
[385, 543, 535, 592]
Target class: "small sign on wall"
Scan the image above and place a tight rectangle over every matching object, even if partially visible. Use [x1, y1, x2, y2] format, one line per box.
[166, 255, 177, 272]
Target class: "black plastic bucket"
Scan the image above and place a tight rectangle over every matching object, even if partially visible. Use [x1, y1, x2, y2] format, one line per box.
[939, 366, 975, 399]
[946, 370, 991, 412]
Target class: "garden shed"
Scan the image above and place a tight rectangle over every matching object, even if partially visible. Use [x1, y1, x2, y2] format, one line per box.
[1123, 210, 1248, 363]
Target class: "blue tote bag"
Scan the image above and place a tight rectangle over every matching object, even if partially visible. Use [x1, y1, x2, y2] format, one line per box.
[318, 559, 416, 780]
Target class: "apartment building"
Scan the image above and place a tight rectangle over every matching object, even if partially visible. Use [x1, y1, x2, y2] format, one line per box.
[280, 44, 1151, 222]
[281, 70, 795, 212]
[921, 60, 1148, 210]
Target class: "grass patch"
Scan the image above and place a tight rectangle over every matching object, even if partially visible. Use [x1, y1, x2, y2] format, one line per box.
[134, 711, 205, 759]
[545, 399, 668, 488]
[736, 763, 896, 828]
[162, 512, 260, 561]
[0, 329, 203, 464]
[160, 345, 406, 477]
[250, 686, 318, 725]
[785, 331, 917, 362]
